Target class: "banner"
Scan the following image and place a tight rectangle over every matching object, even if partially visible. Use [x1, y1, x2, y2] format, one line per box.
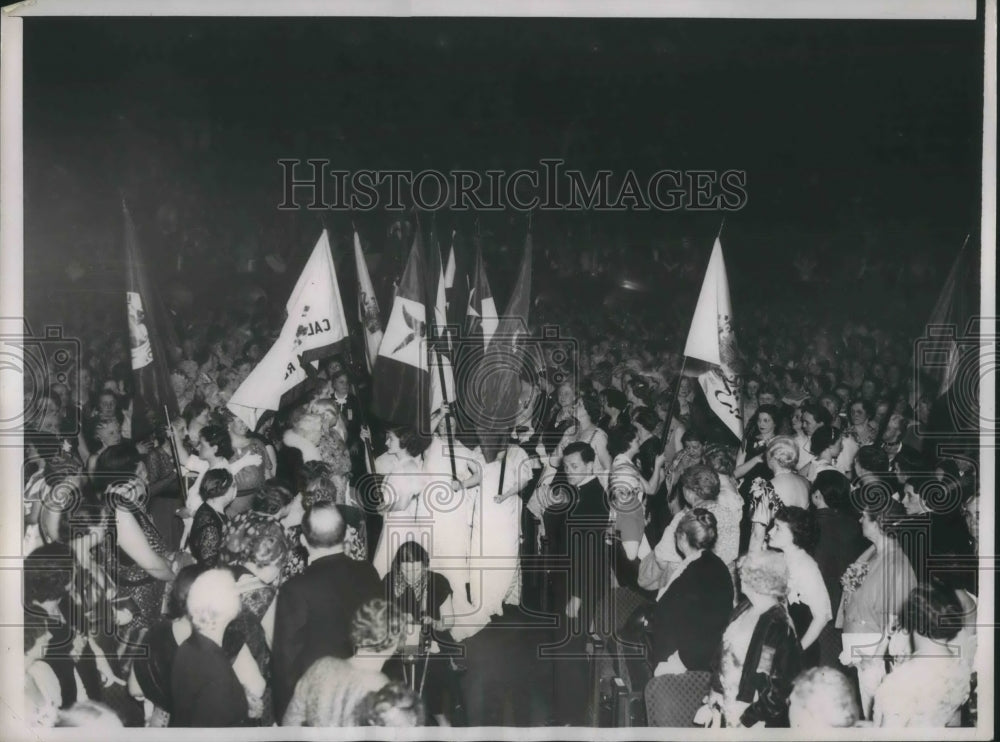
[353, 229, 384, 372]
[228, 230, 349, 428]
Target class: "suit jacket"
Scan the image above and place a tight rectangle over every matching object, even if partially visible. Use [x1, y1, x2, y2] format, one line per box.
[170, 631, 248, 727]
[651, 550, 734, 672]
[271, 552, 382, 719]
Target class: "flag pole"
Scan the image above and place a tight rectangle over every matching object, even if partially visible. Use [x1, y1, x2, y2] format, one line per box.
[660, 356, 689, 458]
[164, 405, 189, 505]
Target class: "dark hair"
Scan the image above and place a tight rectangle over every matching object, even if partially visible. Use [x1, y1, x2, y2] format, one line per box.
[893, 446, 929, 479]
[680, 428, 704, 445]
[809, 426, 840, 457]
[198, 424, 234, 460]
[167, 564, 210, 619]
[391, 541, 430, 571]
[849, 399, 875, 419]
[200, 468, 234, 502]
[578, 394, 602, 426]
[253, 482, 293, 515]
[679, 464, 720, 503]
[24, 547, 72, 605]
[855, 445, 889, 475]
[773, 506, 819, 553]
[562, 440, 596, 464]
[677, 508, 718, 551]
[301, 501, 346, 548]
[861, 498, 908, 537]
[801, 402, 832, 429]
[811, 470, 853, 513]
[607, 424, 639, 457]
[82, 415, 119, 453]
[747, 403, 781, 442]
[354, 682, 426, 727]
[391, 426, 432, 458]
[94, 442, 142, 487]
[898, 581, 964, 641]
[604, 388, 627, 412]
[632, 406, 659, 434]
[59, 499, 112, 544]
[182, 398, 209, 426]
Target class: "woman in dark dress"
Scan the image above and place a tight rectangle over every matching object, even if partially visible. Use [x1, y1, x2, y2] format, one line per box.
[189, 469, 236, 567]
[733, 405, 780, 551]
[381, 542, 460, 722]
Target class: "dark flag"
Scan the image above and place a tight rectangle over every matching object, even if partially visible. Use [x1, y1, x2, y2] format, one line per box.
[123, 201, 179, 440]
[371, 226, 431, 431]
[464, 238, 499, 345]
[472, 232, 533, 462]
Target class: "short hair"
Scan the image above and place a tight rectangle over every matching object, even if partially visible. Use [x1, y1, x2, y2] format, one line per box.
[893, 446, 928, 478]
[809, 426, 840, 457]
[855, 445, 889, 475]
[253, 482, 293, 515]
[301, 501, 346, 548]
[24, 547, 71, 605]
[679, 465, 720, 503]
[898, 581, 964, 641]
[60, 499, 113, 544]
[351, 598, 403, 653]
[738, 549, 789, 599]
[578, 394, 602, 425]
[563, 441, 596, 464]
[94, 442, 142, 485]
[801, 402, 831, 428]
[391, 540, 430, 572]
[811, 470, 852, 513]
[608, 424, 639, 457]
[850, 399, 875, 418]
[677, 508, 718, 551]
[199, 424, 234, 460]
[391, 426, 432, 458]
[186, 568, 241, 633]
[861, 498, 908, 538]
[705, 445, 736, 476]
[766, 436, 800, 471]
[789, 667, 860, 728]
[200, 468, 234, 502]
[353, 682, 426, 727]
[182, 398, 210, 426]
[680, 428, 704, 445]
[55, 700, 123, 728]
[819, 393, 842, 413]
[631, 406, 659, 433]
[773, 506, 819, 553]
[604, 388, 627, 412]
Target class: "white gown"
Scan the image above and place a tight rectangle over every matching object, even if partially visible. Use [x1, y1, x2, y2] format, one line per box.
[451, 445, 531, 642]
[371, 437, 479, 602]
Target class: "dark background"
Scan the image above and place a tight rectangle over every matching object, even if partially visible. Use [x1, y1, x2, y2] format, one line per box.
[21, 15, 985, 334]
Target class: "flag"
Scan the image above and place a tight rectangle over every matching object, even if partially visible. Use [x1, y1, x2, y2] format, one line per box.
[919, 240, 975, 400]
[465, 240, 498, 346]
[472, 232, 533, 462]
[228, 230, 350, 428]
[427, 227, 456, 416]
[371, 227, 431, 430]
[353, 229, 384, 372]
[123, 201, 179, 439]
[683, 237, 743, 440]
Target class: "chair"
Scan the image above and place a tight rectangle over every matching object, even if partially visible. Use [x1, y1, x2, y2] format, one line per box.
[644, 671, 712, 727]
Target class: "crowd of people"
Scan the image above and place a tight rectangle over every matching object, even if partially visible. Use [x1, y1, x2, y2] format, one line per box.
[20, 240, 983, 730]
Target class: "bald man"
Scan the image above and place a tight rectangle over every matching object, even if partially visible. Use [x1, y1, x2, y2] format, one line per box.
[272, 502, 382, 719]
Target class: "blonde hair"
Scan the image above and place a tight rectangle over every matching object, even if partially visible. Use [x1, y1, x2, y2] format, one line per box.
[766, 435, 800, 472]
[738, 549, 789, 599]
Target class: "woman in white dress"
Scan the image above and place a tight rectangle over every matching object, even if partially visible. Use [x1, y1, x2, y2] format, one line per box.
[371, 408, 481, 599]
[452, 442, 532, 642]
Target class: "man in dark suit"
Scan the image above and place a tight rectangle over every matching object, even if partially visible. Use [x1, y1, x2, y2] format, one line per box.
[271, 501, 382, 719]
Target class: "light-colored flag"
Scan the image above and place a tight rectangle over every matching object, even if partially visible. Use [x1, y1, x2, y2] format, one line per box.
[353, 230, 384, 372]
[228, 230, 349, 428]
[684, 237, 743, 439]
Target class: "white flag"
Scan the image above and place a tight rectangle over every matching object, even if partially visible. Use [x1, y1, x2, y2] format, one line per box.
[354, 230, 384, 372]
[228, 230, 349, 428]
[684, 238, 743, 439]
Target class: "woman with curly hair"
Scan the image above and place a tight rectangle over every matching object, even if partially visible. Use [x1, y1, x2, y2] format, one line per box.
[766, 507, 832, 668]
[701, 549, 803, 728]
[353, 682, 426, 727]
[282, 598, 401, 727]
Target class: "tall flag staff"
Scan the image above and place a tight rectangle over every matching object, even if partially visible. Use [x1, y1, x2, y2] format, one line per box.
[427, 216, 457, 481]
[352, 224, 382, 474]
